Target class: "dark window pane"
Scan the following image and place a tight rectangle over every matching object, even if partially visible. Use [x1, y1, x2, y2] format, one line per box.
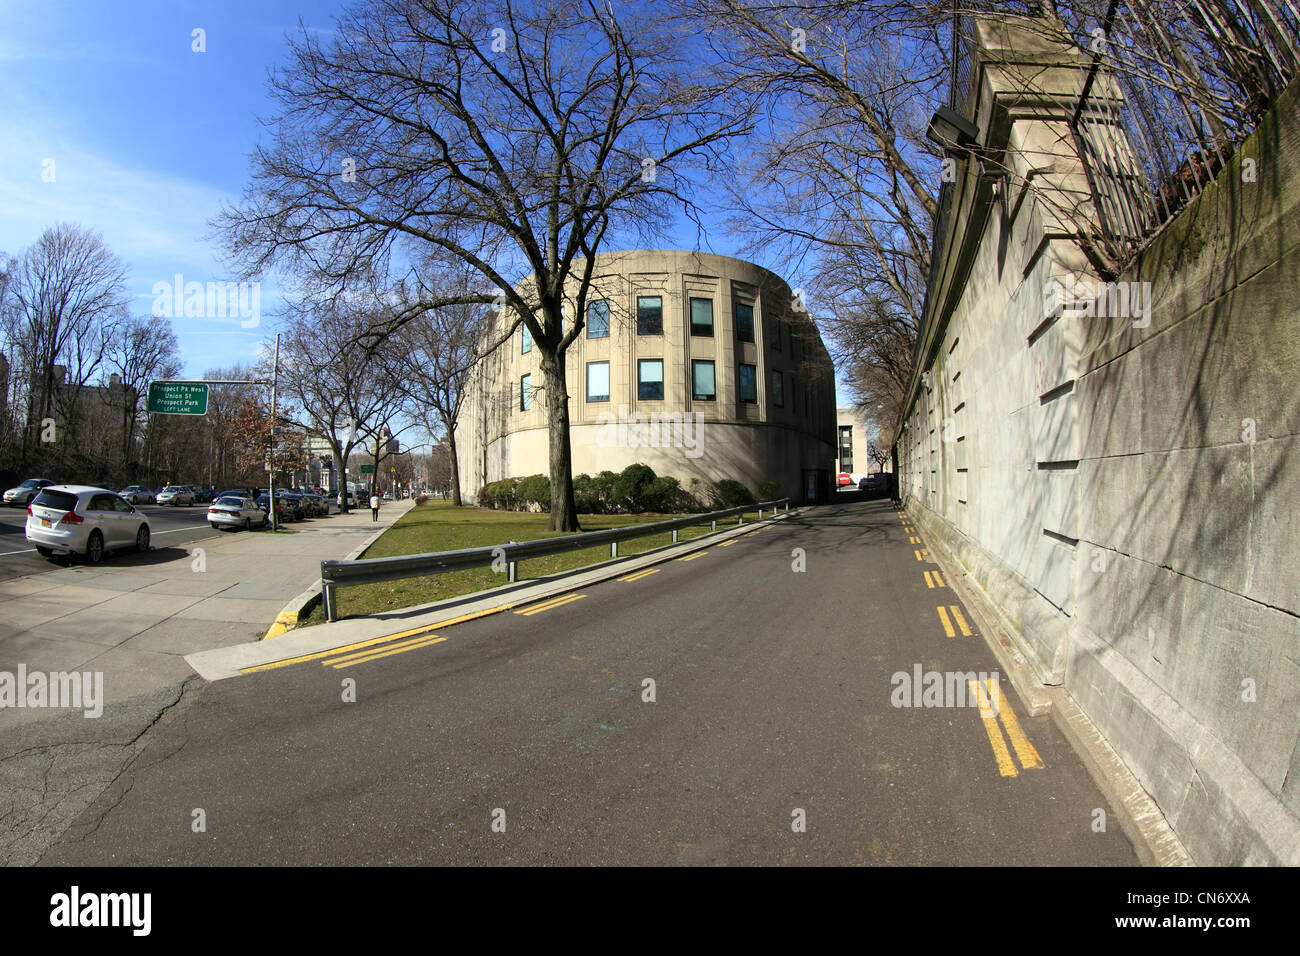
[735, 302, 754, 342]
[690, 298, 713, 336]
[520, 374, 532, 411]
[637, 296, 662, 335]
[739, 363, 757, 403]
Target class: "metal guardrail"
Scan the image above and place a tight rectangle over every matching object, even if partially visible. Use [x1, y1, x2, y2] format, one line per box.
[320, 498, 793, 620]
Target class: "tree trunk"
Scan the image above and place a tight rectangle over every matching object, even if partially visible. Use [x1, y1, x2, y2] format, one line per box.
[446, 427, 463, 507]
[540, 351, 580, 532]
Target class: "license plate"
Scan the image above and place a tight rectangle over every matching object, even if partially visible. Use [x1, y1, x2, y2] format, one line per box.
[40, 518, 51, 527]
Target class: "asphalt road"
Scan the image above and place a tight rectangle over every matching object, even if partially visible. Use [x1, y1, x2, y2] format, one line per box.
[0, 503, 220, 582]
[41, 498, 1139, 865]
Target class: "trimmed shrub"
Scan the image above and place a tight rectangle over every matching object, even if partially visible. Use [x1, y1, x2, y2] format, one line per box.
[516, 474, 551, 511]
[478, 477, 519, 510]
[612, 463, 658, 512]
[712, 478, 755, 508]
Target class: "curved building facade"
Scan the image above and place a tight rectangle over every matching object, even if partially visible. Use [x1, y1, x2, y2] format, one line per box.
[456, 250, 836, 505]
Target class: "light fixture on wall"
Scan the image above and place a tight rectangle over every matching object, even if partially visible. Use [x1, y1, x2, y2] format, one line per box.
[926, 106, 980, 153]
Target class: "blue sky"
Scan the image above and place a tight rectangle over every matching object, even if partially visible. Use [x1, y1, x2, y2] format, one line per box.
[1, 0, 846, 403]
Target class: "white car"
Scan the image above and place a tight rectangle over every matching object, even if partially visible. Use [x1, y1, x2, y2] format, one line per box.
[208, 495, 268, 531]
[26, 485, 151, 562]
[4, 478, 54, 507]
[155, 485, 194, 506]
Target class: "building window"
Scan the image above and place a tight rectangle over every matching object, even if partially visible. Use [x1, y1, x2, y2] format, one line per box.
[521, 324, 532, 354]
[770, 370, 784, 407]
[637, 296, 663, 335]
[586, 362, 610, 402]
[638, 359, 664, 400]
[520, 374, 532, 411]
[735, 301, 754, 342]
[690, 298, 714, 336]
[738, 363, 757, 404]
[587, 300, 609, 338]
[771, 318, 781, 351]
[692, 360, 716, 401]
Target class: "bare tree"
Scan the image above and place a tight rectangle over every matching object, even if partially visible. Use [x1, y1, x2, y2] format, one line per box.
[683, 1, 948, 426]
[104, 316, 181, 472]
[270, 297, 405, 511]
[0, 224, 127, 460]
[387, 261, 488, 506]
[215, 0, 753, 531]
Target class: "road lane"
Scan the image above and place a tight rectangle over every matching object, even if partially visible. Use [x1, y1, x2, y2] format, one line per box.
[41, 499, 1139, 865]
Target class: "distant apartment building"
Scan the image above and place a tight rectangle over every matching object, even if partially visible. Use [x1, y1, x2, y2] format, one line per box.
[456, 250, 838, 504]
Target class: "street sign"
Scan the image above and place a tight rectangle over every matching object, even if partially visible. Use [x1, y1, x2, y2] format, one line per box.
[360, 464, 375, 474]
[147, 382, 208, 415]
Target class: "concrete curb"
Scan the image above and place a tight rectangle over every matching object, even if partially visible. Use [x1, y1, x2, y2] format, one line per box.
[259, 502, 415, 640]
[191, 508, 801, 679]
[901, 502, 1193, 868]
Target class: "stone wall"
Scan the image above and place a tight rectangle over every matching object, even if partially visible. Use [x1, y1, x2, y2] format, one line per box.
[896, 17, 1300, 864]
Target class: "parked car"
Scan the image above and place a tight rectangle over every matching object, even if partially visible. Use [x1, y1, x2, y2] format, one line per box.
[208, 495, 268, 531]
[254, 492, 294, 525]
[4, 478, 54, 507]
[198, 487, 217, 503]
[26, 485, 151, 562]
[300, 492, 328, 517]
[119, 485, 155, 505]
[277, 491, 308, 520]
[155, 485, 195, 506]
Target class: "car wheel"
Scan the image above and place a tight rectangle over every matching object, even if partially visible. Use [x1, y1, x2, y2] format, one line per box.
[35, 545, 53, 557]
[211, 523, 219, 530]
[136, 525, 150, 553]
[85, 531, 104, 564]
[244, 518, 251, 532]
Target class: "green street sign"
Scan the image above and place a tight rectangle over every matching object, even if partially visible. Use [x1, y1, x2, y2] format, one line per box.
[147, 382, 208, 415]
[360, 464, 375, 474]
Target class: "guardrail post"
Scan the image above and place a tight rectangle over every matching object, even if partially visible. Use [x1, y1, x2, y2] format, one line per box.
[508, 560, 517, 583]
[711, 519, 717, 531]
[758, 506, 764, 519]
[322, 580, 337, 622]
[610, 541, 619, 558]
[738, 512, 744, 525]
[672, 528, 679, 543]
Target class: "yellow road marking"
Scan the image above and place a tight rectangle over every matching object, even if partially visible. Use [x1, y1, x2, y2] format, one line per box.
[716, 540, 736, 548]
[516, 593, 586, 616]
[909, 535, 920, 544]
[678, 552, 707, 562]
[240, 604, 514, 674]
[950, 605, 972, 636]
[914, 549, 928, 561]
[618, 568, 660, 583]
[329, 635, 447, 669]
[937, 606, 956, 638]
[970, 680, 1018, 777]
[932, 570, 945, 588]
[985, 678, 1044, 770]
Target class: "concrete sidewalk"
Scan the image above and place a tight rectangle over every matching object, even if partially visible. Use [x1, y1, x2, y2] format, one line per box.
[0, 501, 412, 731]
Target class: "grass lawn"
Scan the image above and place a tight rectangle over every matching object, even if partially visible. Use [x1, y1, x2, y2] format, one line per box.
[302, 500, 767, 622]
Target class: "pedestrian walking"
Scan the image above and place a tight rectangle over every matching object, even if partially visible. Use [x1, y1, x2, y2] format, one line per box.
[370, 492, 380, 522]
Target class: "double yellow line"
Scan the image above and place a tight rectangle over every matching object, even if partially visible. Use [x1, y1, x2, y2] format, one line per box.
[970, 677, 1043, 777]
[937, 604, 972, 637]
[514, 593, 585, 617]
